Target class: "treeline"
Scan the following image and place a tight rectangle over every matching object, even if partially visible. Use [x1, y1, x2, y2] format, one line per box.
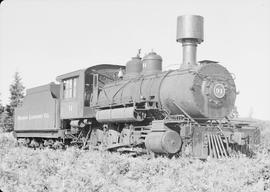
[0, 72, 25, 132]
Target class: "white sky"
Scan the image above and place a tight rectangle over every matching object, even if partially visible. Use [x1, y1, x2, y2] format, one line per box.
[0, 0, 269, 120]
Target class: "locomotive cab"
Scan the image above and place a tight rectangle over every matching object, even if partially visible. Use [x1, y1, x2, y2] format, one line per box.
[56, 64, 124, 120]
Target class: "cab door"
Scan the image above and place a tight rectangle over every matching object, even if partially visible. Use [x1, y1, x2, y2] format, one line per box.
[60, 76, 80, 119]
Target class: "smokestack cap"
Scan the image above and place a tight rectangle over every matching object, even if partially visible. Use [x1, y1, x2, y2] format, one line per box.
[176, 15, 204, 43]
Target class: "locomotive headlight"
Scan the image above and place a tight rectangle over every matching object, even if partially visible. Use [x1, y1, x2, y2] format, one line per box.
[213, 83, 226, 99]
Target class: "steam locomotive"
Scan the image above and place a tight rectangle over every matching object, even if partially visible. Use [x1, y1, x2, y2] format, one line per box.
[14, 15, 260, 158]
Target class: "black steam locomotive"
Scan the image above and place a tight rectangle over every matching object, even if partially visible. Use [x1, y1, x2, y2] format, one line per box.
[14, 15, 260, 158]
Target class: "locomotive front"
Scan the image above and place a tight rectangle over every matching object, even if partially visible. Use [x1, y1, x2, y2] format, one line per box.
[160, 15, 236, 120]
[160, 62, 236, 120]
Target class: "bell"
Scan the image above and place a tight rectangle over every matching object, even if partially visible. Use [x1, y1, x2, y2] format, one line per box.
[117, 68, 124, 79]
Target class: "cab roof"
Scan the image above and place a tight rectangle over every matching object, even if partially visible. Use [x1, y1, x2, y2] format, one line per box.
[56, 64, 125, 82]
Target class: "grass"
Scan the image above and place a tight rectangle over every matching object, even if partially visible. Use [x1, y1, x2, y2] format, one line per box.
[0, 120, 269, 192]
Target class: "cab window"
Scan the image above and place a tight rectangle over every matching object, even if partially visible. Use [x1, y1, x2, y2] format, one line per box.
[63, 77, 78, 99]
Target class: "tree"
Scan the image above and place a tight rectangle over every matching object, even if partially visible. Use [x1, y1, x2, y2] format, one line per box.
[0, 95, 4, 131]
[0, 94, 4, 114]
[1, 72, 26, 131]
[9, 72, 25, 116]
[0, 110, 13, 132]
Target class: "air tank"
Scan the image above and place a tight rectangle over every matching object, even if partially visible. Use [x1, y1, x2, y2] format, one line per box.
[142, 52, 162, 75]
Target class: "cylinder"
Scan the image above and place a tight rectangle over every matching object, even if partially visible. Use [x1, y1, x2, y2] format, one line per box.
[176, 15, 204, 43]
[182, 40, 197, 68]
[145, 131, 182, 154]
[176, 15, 204, 69]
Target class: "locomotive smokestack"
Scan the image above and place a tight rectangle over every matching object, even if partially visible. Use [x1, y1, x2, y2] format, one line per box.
[176, 15, 204, 69]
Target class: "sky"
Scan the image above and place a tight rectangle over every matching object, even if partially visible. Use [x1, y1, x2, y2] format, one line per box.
[0, 0, 269, 120]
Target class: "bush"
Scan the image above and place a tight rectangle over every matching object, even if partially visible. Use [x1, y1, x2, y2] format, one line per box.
[0, 121, 269, 192]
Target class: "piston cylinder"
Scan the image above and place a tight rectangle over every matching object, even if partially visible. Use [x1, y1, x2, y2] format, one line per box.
[145, 130, 182, 154]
